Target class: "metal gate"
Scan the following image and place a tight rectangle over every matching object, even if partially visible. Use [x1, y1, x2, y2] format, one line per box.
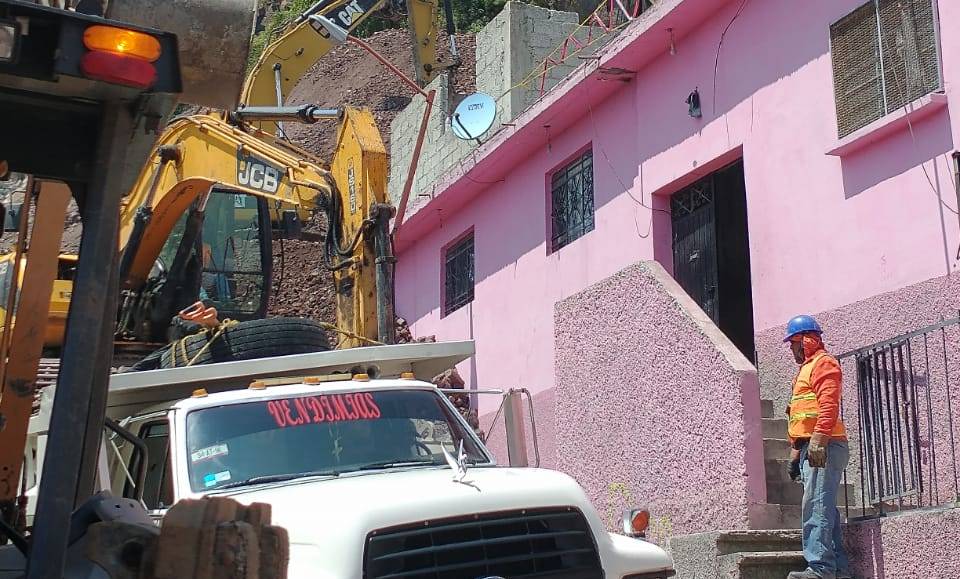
[671, 179, 719, 322]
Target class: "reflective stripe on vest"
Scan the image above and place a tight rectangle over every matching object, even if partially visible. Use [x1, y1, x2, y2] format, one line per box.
[787, 352, 847, 440]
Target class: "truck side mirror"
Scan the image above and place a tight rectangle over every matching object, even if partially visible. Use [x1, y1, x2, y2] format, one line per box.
[3, 202, 21, 232]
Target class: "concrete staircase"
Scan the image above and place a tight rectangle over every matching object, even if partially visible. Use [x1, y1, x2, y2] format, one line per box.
[671, 530, 806, 579]
[757, 399, 856, 528]
[669, 401, 864, 578]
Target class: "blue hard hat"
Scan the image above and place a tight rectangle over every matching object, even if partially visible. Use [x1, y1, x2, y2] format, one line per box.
[784, 315, 822, 342]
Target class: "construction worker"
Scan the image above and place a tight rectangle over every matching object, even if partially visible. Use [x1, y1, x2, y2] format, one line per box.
[783, 315, 852, 579]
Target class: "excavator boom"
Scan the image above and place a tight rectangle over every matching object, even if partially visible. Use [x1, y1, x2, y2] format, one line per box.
[242, 0, 447, 136]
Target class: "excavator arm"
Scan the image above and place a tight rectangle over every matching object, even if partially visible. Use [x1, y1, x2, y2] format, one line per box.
[113, 106, 390, 347]
[242, 0, 450, 136]
[117, 114, 334, 289]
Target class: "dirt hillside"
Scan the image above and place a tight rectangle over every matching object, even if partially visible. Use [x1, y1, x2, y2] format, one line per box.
[268, 29, 476, 327]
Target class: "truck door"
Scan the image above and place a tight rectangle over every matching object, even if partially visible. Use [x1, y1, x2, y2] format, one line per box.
[118, 417, 174, 511]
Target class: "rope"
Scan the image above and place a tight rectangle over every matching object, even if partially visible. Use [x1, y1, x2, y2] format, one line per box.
[318, 322, 383, 346]
[169, 319, 240, 368]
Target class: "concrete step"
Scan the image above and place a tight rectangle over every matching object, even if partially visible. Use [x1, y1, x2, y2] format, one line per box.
[761, 399, 775, 419]
[765, 458, 796, 486]
[766, 481, 805, 505]
[718, 550, 807, 579]
[766, 480, 858, 507]
[750, 504, 802, 529]
[716, 530, 801, 555]
[762, 418, 789, 439]
[763, 438, 792, 460]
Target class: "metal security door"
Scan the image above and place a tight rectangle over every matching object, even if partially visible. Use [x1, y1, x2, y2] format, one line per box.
[671, 180, 719, 322]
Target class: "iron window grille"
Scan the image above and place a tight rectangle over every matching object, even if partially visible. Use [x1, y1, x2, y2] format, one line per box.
[443, 233, 474, 316]
[830, 0, 941, 138]
[550, 149, 595, 252]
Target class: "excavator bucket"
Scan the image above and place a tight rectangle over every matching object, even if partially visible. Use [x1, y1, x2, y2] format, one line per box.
[106, 0, 257, 109]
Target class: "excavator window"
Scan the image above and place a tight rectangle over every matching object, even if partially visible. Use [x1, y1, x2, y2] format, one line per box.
[199, 190, 269, 320]
[155, 189, 272, 322]
[57, 257, 78, 281]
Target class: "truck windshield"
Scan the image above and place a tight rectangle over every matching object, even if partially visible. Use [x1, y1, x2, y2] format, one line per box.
[185, 389, 489, 492]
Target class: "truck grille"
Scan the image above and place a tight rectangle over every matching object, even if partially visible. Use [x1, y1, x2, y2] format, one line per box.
[364, 507, 603, 579]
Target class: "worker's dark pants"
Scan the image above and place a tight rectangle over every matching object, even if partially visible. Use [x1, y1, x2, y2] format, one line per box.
[799, 440, 851, 578]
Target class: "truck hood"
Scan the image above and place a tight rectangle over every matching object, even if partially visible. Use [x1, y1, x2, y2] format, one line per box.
[216, 465, 672, 578]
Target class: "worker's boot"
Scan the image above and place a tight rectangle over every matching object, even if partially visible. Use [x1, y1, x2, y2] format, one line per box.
[787, 570, 824, 579]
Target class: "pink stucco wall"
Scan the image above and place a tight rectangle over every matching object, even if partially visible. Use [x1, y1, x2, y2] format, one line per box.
[550, 261, 766, 537]
[394, 0, 960, 561]
[396, 0, 960, 421]
[843, 507, 960, 579]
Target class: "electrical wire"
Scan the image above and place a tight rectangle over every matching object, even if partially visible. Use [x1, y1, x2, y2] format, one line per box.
[712, 0, 750, 115]
[868, 2, 960, 260]
[885, 42, 958, 216]
[433, 1, 637, 193]
[582, 68, 670, 239]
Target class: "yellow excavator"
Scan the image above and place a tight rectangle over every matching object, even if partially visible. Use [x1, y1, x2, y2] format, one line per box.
[0, 0, 460, 359]
[0, 0, 461, 567]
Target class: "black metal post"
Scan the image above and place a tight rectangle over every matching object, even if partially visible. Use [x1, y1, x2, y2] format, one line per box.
[73, 243, 119, 505]
[26, 102, 131, 579]
[923, 334, 940, 503]
[907, 339, 924, 506]
[942, 321, 959, 501]
[372, 203, 396, 345]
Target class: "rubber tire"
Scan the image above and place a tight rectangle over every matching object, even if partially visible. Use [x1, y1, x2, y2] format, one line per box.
[159, 317, 330, 369]
[125, 347, 166, 372]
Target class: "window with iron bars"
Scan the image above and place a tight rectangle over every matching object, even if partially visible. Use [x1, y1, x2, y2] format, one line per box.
[443, 232, 474, 316]
[830, 0, 941, 138]
[550, 149, 594, 252]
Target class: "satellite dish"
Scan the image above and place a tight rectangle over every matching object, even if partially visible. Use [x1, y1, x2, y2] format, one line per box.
[451, 93, 497, 141]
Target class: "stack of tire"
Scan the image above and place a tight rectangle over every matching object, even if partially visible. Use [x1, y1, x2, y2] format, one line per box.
[126, 317, 329, 372]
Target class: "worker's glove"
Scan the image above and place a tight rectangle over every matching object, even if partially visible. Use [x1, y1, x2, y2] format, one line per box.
[807, 433, 829, 468]
[788, 448, 802, 482]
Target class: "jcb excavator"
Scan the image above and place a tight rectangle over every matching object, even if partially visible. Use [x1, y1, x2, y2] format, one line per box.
[0, 0, 301, 577]
[0, 0, 459, 357]
[0, 0, 461, 574]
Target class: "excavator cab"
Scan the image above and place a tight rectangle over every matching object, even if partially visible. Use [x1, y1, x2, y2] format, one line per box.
[117, 188, 273, 343]
[154, 189, 272, 323]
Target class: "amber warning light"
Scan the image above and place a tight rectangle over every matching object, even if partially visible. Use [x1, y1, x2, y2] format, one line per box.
[80, 25, 161, 89]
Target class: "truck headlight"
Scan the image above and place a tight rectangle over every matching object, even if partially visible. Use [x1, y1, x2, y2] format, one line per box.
[621, 508, 650, 539]
[0, 19, 19, 63]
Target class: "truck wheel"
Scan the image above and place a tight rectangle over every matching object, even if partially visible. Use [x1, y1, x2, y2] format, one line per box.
[159, 317, 330, 368]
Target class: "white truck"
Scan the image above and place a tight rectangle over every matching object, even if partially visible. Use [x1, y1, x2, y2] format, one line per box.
[25, 341, 675, 579]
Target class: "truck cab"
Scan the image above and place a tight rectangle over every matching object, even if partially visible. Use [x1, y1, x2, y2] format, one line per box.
[30, 341, 676, 578]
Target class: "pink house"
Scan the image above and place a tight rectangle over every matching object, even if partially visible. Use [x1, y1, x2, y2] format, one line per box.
[392, 0, 960, 576]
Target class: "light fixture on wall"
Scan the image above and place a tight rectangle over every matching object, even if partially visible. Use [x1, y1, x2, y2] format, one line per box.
[686, 88, 702, 118]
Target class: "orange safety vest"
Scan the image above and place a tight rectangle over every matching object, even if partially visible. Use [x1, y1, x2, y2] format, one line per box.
[788, 352, 847, 441]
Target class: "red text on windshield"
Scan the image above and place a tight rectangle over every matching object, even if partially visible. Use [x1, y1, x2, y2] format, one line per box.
[266, 392, 382, 427]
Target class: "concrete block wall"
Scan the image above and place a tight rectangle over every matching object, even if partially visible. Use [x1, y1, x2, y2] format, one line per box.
[388, 1, 618, 218]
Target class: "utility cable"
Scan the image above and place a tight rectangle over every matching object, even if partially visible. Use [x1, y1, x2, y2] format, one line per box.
[712, 0, 749, 115]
